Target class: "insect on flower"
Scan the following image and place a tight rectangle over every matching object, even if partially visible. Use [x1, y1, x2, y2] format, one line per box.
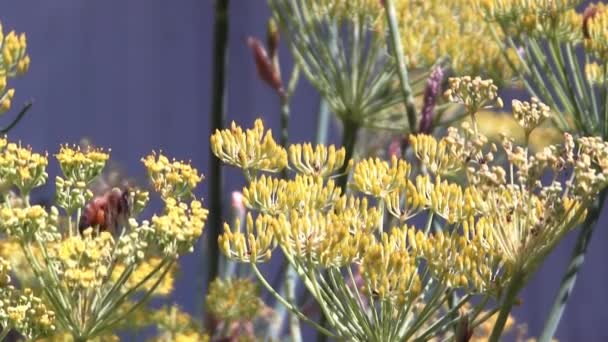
[78, 187, 130, 235]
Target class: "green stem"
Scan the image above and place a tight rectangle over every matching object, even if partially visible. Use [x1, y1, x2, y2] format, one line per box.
[538, 190, 607, 342]
[251, 264, 336, 338]
[206, 0, 230, 332]
[1, 101, 32, 134]
[489, 272, 525, 342]
[336, 119, 359, 191]
[384, 0, 417, 132]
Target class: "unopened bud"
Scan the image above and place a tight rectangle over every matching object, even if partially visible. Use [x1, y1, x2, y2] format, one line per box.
[247, 37, 284, 96]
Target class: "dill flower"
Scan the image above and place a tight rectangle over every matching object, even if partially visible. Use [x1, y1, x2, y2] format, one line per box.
[142, 152, 203, 200]
[0, 205, 60, 243]
[55, 145, 110, 184]
[0, 142, 49, 195]
[0, 22, 30, 114]
[0, 258, 56, 340]
[205, 278, 262, 322]
[242, 174, 341, 215]
[351, 156, 410, 197]
[394, 0, 519, 82]
[55, 176, 93, 215]
[445, 76, 504, 114]
[0, 135, 207, 340]
[220, 213, 276, 263]
[409, 133, 465, 175]
[360, 227, 421, 306]
[49, 230, 114, 291]
[288, 143, 347, 178]
[147, 197, 208, 255]
[511, 97, 551, 135]
[481, 0, 583, 42]
[210, 119, 287, 173]
[217, 118, 608, 341]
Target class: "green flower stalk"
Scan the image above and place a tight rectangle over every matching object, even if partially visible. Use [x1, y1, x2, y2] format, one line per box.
[211, 80, 608, 340]
[0, 141, 207, 341]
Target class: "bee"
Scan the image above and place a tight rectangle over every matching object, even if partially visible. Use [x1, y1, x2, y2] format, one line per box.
[78, 187, 130, 236]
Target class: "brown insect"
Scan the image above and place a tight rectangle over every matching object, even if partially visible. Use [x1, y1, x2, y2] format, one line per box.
[78, 187, 130, 235]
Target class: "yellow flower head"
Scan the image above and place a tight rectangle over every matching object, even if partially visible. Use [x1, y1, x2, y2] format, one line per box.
[395, 0, 518, 82]
[242, 174, 341, 215]
[351, 156, 410, 197]
[149, 198, 208, 255]
[50, 231, 115, 291]
[0, 142, 48, 194]
[0, 205, 59, 242]
[0, 22, 30, 114]
[289, 143, 347, 178]
[56, 144, 110, 183]
[142, 151, 203, 200]
[219, 213, 276, 263]
[360, 227, 421, 306]
[445, 76, 503, 114]
[481, 0, 582, 41]
[512, 97, 551, 134]
[210, 119, 287, 173]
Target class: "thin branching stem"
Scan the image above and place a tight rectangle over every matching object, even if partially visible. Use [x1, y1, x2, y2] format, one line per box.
[384, 0, 417, 132]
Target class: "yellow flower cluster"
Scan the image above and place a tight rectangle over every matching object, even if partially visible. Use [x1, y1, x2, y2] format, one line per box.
[142, 152, 203, 200]
[149, 198, 208, 255]
[511, 97, 551, 135]
[217, 116, 608, 340]
[360, 227, 421, 306]
[0, 133, 207, 339]
[481, 0, 583, 42]
[583, 3, 608, 59]
[210, 119, 287, 173]
[0, 258, 56, 340]
[242, 174, 341, 215]
[0, 140, 49, 195]
[288, 143, 347, 178]
[49, 230, 114, 290]
[55, 176, 93, 215]
[445, 76, 504, 114]
[409, 133, 465, 175]
[0, 21, 30, 114]
[393, 0, 519, 82]
[220, 213, 276, 263]
[205, 278, 262, 321]
[0, 205, 59, 242]
[351, 156, 410, 197]
[56, 145, 110, 183]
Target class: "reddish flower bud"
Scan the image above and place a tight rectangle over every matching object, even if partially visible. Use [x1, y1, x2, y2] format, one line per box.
[247, 37, 284, 96]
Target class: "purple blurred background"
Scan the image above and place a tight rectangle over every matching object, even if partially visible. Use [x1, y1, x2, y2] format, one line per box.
[1, 1, 607, 340]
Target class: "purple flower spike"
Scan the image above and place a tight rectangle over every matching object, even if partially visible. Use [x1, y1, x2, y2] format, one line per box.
[418, 66, 444, 134]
